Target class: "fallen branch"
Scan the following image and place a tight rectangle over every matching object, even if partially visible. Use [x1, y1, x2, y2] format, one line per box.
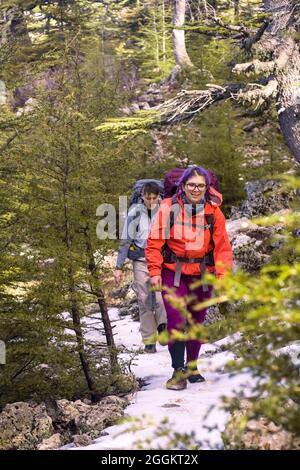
[156, 79, 278, 125]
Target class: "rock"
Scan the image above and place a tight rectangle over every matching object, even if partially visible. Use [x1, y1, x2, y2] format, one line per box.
[0, 402, 54, 450]
[223, 399, 300, 450]
[55, 399, 91, 426]
[119, 302, 139, 321]
[204, 304, 222, 325]
[226, 210, 286, 272]
[129, 103, 140, 113]
[12, 83, 34, 109]
[74, 402, 124, 437]
[73, 433, 93, 447]
[0, 394, 131, 449]
[54, 395, 130, 439]
[82, 398, 92, 405]
[37, 433, 62, 450]
[130, 303, 140, 321]
[100, 395, 129, 408]
[139, 102, 150, 110]
[226, 217, 258, 239]
[161, 403, 181, 408]
[111, 373, 136, 394]
[232, 233, 252, 250]
[232, 240, 271, 272]
[113, 282, 139, 320]
[119, 306, 131, 317]
[230, 180, 292, 220]
[120, 106, 132, 115]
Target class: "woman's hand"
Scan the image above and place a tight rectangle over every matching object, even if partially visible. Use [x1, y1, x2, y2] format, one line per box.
[114, 269, 123, 285]
[150, 275, 162, 287]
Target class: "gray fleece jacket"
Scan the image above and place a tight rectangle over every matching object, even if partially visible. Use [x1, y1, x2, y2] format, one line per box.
[116, 202, 159, 269]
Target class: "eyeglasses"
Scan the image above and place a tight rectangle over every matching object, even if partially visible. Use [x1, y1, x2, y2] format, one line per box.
[185, 183, 207, 191]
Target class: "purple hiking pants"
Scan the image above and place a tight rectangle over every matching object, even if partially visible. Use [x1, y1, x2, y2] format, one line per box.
[161, 267, 212, 368]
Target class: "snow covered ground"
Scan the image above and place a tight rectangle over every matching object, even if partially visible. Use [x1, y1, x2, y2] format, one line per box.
[64, 308, 254, 450]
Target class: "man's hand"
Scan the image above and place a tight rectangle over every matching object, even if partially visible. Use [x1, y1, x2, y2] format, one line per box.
[114, 269, 123, 285]
[150, 275, 162, 287]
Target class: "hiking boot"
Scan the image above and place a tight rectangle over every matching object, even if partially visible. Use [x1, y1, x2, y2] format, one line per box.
[157, 323, 168, 346]
[144, 343, 157, 354]
[184, 365, 205, 383]
[157, 322, 166, 334]
[166, 368, 187, 391]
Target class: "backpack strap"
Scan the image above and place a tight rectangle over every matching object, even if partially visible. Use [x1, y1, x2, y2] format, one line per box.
[205, 213, 215, 247]
[163, 206, 216, 289]
[164, 194, 181, 239]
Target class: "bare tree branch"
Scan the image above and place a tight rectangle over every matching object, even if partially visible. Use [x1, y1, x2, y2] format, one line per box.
[206, 2, 250, 36]
[155, 79, 278, 125]
[233, 59, 275, 75]
[241, 19, 271, 51]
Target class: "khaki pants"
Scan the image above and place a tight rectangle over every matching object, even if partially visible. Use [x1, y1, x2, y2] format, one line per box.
[132, 260, 167, 343]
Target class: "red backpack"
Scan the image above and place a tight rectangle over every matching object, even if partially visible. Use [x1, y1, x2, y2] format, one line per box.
[163, 167, 220, 198]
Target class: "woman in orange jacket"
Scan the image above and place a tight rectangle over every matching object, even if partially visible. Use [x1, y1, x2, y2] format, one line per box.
[145, 166, 233, 390]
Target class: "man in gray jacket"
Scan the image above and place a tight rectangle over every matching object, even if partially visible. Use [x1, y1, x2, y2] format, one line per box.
[114, 182, 166, 353]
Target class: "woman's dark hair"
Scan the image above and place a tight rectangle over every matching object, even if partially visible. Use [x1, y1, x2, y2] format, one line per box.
[142, 182, 160, 195]
[177, 166, 210, 193]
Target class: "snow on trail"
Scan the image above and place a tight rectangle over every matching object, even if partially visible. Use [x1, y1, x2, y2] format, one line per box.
[64, 308, 254, 450]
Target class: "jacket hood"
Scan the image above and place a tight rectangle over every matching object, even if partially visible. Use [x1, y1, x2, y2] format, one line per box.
[207, 187, 223, 206]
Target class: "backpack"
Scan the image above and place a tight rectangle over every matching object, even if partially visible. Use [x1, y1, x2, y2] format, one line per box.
[163, 167, 220, 198]
[129, 179, 164, 207]
[127, 179, 164, 260]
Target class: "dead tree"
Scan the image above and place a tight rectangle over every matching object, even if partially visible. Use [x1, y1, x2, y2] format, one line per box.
[155, 0, 300, 163]
[173, 0, 193, 67]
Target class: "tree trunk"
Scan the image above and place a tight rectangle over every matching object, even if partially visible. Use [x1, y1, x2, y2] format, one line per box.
[268, 0, 300, 162]
[62, 157, 98, 401]
[172, 0, 193, 68]
[234, 0, 240, 18]
[69, 271, 99, 399]
[0, 6, 31, 46]
[83, 224, 119, 373]
[162, 0, 167, 63]
[153, 8, 160, 67]
[277, 45, 300, 163]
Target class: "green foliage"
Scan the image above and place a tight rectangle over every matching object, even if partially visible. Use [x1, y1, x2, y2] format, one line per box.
[166, 102, 246, 211]
[95, 110, 159, 140]
[0, 1, 143, 407]
[115, 0, 175, 82]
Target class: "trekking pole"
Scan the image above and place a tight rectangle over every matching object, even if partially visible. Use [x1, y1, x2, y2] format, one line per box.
[150, 291, 156, 313]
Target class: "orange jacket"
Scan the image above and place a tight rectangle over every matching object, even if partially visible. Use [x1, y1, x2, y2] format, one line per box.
[145, 189, 233, 278]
